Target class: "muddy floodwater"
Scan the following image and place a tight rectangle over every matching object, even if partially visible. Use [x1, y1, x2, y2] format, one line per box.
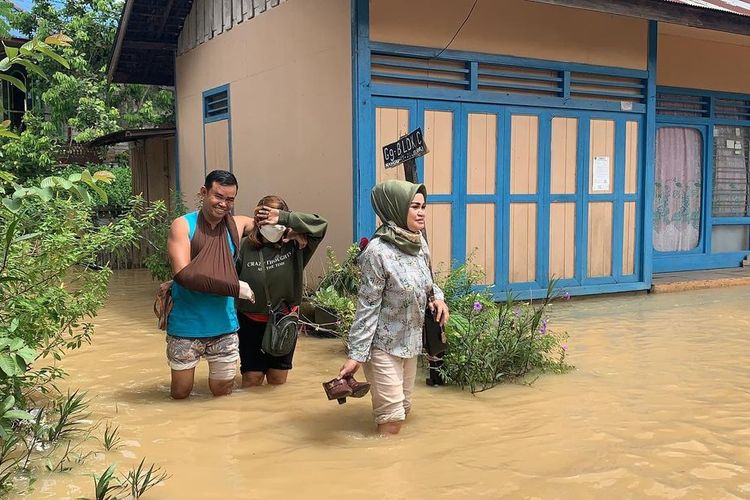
[16, 270, 750, 499]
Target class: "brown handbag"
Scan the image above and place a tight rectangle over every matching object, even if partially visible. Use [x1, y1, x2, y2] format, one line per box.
[153, 280, 174, 331]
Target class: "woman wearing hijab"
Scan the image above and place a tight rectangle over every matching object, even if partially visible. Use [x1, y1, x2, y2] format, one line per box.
[236, 195, 328, 387]
[339, 180, 449, 435]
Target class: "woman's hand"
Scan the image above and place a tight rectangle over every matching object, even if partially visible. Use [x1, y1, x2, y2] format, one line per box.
[429, 299, 450, 327]
[283, 228, 308, 249]
[255, 205, 280, 226]
[338, 359, 360, 379]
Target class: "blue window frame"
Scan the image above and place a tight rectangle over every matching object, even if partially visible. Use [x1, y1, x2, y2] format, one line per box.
[203, 84, 230, 123]
[654, 86, 750, 272]
[201, 84, 233, 174]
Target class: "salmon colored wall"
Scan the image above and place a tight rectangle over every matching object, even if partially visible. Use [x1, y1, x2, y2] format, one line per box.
[370, 0, 648, 70]
[658, 23, 750, 94]
[175, 0, 353, 277]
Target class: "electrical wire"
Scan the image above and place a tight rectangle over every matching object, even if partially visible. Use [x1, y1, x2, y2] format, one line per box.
[434, 0, 479, 59]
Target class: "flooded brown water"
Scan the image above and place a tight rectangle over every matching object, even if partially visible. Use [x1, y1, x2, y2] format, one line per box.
[17, 270, 750, 499]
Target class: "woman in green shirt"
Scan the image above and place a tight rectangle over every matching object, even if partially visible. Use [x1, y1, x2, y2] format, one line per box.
[236, 195, 328, 387]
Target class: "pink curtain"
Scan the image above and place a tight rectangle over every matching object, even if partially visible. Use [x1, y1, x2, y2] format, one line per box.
[653, 128, 703, 252]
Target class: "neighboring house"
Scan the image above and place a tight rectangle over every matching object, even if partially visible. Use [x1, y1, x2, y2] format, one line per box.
[0, 37, 30, 131]
[87, 127, 177, 209]
[109, 0, 750, 298]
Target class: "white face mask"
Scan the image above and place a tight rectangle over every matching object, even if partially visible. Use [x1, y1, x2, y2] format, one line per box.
[259, 224, 286, 243]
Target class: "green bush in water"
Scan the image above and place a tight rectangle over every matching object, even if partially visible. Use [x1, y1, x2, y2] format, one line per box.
[438, 262, 573, 393]
[0, 170, 165, 492]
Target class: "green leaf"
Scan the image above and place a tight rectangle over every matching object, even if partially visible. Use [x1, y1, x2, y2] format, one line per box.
[3, 43, 18, 59]
[44, 33, 73, 47]
[69, 184, 91, 204]
[93, 170, 115, 184]
[4, 409, 33, 421]
[1, 396, 14, 413]
[31, 187, 53, 202]
[0, 73, 26, 92]
[13, 58, 46, 80]
[16, 347, 36, 364]
[4, 216, 17, 256]
[67, 173, 81, 182]
[0, 355, 17, 376]
[35, 44, 69, 69]
[13, 231, 41, 243]
[82, 178, 107, 204]
[0, 57, 9, 72]
[80, 169, 93, 183]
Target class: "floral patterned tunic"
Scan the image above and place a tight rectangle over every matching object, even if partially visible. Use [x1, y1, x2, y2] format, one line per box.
[347, 237, 444, 363]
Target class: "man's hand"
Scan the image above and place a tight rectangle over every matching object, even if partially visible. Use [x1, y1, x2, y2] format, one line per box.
[255, 205, 280, 226]
[429, 299, 450, 327]
[233, 215, 256, 236]
[238, 280, 255, 303]
[283, 228, 308, 249]
[338, 359, 360, 379]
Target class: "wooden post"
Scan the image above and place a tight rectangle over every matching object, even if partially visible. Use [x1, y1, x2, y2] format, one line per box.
[403, 158, 418, 183]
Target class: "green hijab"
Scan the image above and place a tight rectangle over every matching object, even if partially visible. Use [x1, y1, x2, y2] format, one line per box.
[371, 179, 427, 256]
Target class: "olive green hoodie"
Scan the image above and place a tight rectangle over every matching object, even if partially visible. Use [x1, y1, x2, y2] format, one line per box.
[236, 210, 327, 315]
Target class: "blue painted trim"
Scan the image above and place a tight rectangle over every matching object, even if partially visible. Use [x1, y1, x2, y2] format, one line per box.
[202, 84, 230, 123]
[371, 84, 647, 114]
[642, 20, 658, 288]
[353, 0, 372, 240]
[713, 217, 750, 225]
[173, 52, 180, 193]
[201, 84, 232, 175]
[370, 42, 649, 79]
[653, 252, 750, 272]
[505, 281, 650, 301]
[612, 117, 626, 280]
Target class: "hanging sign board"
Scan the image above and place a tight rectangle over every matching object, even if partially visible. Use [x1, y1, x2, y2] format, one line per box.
[383, 128, 428, 169]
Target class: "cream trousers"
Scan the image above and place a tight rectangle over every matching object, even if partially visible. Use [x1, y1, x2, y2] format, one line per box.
[362, 349, 418, 424]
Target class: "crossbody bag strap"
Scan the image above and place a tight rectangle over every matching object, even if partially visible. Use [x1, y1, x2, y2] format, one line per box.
[257, 247, 273, 311]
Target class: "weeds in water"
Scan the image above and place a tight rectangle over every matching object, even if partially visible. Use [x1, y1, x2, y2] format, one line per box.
[93, 464, 121, 500]
[0, 434, 20, 489]
[101, 422, 121, 451]
[122, 458, 169, 498]
[45, 390, 89, 442]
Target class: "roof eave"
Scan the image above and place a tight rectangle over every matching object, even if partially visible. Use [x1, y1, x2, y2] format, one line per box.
[529, 0, 750, 36]
[107, 0, 135, 84]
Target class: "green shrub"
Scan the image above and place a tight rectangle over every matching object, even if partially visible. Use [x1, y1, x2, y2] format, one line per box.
[317, 244, 361, 297]
[438, 264, 572, 393]
[309, 285, 356, 341]
[0, 170, 164, 492]
[143, 192, 187, 283]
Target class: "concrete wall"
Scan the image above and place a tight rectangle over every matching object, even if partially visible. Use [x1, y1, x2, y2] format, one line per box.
[175, 0, 353, 278]
[369, 0, 648, 70]
[658, 23, 750, 94]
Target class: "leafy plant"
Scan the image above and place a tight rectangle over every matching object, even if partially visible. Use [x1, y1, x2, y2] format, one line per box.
[122, 458, 169, 498]
[438, 264, 573, 393]
[92, 464, 121, 500]
[143, 191, 187, 282]
[317, 244, 362, 297]
[309, 285, 356, 340]
[102, 421, 121, 451]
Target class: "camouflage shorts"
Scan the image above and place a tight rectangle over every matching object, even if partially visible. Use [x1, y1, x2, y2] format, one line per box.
[166, 333, 239, 371]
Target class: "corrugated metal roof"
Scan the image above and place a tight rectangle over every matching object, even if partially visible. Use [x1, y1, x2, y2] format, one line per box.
[661, 0, 750, 16]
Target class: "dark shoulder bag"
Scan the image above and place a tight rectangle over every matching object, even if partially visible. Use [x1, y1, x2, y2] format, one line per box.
[423, 256, 447, 357]
[258, 247, 299, 357]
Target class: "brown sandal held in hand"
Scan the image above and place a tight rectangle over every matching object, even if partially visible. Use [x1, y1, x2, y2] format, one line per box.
[323, 378, 352, 404]
[343, 375, 370, 398]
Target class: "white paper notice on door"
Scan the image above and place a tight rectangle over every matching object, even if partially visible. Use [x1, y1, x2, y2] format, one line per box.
[592, 156, 611, 192]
